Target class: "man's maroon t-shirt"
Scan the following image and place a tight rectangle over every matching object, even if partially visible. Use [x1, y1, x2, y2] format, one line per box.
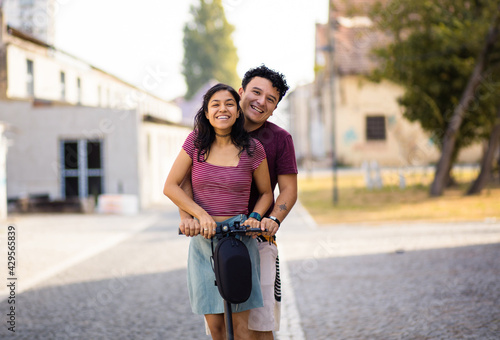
[248, 121, 298, 217]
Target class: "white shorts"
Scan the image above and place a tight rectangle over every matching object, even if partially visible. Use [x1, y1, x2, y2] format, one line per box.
[204, 241, 281, 335]
[248, 241, 281, 332]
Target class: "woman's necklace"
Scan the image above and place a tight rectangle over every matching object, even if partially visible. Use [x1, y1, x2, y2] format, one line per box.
[215, 132, 231, 137]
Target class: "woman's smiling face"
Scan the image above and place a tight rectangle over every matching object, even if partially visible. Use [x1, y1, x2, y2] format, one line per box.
[205, 90, 239, 132]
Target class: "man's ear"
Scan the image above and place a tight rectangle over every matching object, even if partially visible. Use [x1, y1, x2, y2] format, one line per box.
[238, 87, 244, 96]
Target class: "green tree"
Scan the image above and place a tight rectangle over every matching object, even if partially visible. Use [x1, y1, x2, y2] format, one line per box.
[368, 0, 500, 195]
[182, 0, 240, 99]
[431, 9, 500, 196]
[467, 104, 500, 195]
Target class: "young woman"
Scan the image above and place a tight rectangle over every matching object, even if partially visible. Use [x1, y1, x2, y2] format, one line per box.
[164, 83, 273, 339]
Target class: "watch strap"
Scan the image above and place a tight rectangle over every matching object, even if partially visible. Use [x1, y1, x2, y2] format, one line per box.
[249, 212, 262, 221]
[266, 216, 281, 227]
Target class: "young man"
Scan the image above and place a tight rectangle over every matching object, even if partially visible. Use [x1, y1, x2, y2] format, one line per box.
[179, 65, 298, 339]
[239, 65, 297, 339]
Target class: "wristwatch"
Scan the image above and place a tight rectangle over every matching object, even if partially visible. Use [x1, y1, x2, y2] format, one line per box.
[249, 212, 262, 221]
[266, 216, 281, 227]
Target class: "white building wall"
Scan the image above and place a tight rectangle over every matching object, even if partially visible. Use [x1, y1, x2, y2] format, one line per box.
[0, 100, 139, 201]
[288, 84, 312, 164]
[139, 122, 191, 208]
[0, 123, 7, 219]
[4, 44, 182, 122]
[5, 44, 28, 99]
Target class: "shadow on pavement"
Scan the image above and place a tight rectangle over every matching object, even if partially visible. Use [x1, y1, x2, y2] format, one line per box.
[0, 268, 207, 340]
[286, 243, 500, 340]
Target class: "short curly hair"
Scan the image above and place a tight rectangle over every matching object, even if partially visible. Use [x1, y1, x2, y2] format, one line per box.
[241, 65, 289, 103]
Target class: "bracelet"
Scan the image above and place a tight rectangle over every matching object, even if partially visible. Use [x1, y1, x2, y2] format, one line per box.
[249, 212, 262, 221]
[266, 216, 281, 227]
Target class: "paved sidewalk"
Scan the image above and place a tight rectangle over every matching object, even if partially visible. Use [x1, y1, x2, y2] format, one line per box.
[0, 208, 169, 301]
[0, 204, 499, 339]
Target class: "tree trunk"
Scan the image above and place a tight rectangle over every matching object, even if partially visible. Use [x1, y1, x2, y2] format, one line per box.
[430, 8, 500, 196]
[466, 105, 500, 195]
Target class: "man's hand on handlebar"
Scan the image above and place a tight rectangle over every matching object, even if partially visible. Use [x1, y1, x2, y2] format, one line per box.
[243, 217, 264, 238]
[261, 217, 279, 237]
[242, 217, 260, 229]
[179, 217, 200, 237]
[179, 216, 217, 239]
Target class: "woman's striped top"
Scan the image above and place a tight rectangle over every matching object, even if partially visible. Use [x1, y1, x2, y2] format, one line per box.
[182, 131, 266, 216]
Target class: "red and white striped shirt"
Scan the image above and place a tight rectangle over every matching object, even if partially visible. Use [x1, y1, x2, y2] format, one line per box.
[182, 131, 266, 216]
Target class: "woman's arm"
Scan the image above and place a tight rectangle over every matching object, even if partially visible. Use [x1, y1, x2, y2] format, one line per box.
[244, 158, 273, 229]
[163, 149, 216, 236]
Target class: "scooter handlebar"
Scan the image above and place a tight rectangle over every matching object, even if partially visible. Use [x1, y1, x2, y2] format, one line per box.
[178, 221, 266, 236]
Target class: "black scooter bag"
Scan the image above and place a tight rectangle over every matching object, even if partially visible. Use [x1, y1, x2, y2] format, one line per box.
[213, 236, 252, 304]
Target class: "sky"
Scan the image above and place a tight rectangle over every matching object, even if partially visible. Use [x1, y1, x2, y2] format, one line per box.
[54, 0, 329, 101]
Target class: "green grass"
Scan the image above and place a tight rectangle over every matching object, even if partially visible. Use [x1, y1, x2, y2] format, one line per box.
[298, 171, 500, 225]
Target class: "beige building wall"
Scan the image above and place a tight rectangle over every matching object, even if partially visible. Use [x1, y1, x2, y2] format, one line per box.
[335, 76, 432, 166]
[333, 75, 480, 167]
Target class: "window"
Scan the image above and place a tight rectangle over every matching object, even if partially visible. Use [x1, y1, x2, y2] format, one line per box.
[60, 71, 66, 101]
[77, 77, 82, 105]
[61, 140, 104, 198]
[366, 116, 386, 141]
[26, 59, 34, 97]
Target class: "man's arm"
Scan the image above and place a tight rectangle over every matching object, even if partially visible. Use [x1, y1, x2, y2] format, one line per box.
[261, 173, 297, 236]
[178, 167, 201, 236]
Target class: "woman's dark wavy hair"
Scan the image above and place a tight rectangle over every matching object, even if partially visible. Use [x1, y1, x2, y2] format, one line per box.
[193, 83, 254, 162]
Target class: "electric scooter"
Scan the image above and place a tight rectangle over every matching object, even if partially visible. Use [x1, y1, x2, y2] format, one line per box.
[180, 221, 263, 340]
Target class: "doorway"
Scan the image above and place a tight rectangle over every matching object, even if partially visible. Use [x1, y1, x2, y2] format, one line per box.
[61, 140, 104, 199]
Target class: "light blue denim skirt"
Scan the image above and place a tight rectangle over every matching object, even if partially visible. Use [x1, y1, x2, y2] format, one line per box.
[187, 214, 263, 315]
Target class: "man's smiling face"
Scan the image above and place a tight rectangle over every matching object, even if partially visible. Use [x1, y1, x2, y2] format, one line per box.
[239, 77, 280, 130]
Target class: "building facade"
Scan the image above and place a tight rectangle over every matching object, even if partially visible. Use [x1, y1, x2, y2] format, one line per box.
[0, 6, 190, 212]
[288, 0, 480, 168]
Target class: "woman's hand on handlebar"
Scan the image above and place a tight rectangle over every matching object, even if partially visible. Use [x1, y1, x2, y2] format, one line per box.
[198, 214, 217, 239]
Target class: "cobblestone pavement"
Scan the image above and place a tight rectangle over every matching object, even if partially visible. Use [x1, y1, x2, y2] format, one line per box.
[0, 207, 210, 339]
[279, 205, 500, 340]
[0, 204, 499, 339]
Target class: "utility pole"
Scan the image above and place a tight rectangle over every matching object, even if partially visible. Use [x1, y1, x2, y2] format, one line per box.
[328, 5, 339, 205]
